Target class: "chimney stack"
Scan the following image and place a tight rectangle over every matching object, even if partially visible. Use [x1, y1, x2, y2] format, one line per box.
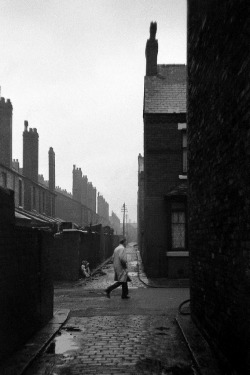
[72, 165, 82, 202]
[0, 97, 13, 168]
[48, 147, 55, 192]
[23, 121, 39, 182]
[145, 22, 158, 76]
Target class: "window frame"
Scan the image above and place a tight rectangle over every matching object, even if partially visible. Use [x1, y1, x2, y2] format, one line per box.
[171, 209, 186, 250]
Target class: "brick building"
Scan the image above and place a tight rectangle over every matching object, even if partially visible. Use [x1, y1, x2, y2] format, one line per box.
[0, 94, 115, 232]
[188, 0, 250, 373]
[97, 192, 110, 226]
[109, 211, 121, 235]
[0, 97, 56, 222]
[55, 164, 100, 228]
[137, 153, 144, 254]
[141, 22, 188, 278]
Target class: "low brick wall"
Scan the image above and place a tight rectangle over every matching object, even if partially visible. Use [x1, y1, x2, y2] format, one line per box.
[52, 227, 119, 281]
[0, 187, 54, 362]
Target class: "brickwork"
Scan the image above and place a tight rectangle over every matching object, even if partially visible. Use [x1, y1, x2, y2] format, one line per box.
[144, 114, 186, 197]
[0, 163, 56, 216]
[142, 23, 187, 278]
[188, 0, 250, 372]
[0, 188, 53, 362]
[0, 164, 24, 207]
[0, 97, 12, 168]
[143, 114, 186, 277]
[51, 227, 118, 281]
[23, 177, 55, 216]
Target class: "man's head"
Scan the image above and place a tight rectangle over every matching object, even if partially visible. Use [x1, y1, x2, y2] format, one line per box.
[119, 238, 126, 245]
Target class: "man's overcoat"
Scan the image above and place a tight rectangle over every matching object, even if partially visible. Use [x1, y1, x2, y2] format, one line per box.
[113, 244, 129, 282]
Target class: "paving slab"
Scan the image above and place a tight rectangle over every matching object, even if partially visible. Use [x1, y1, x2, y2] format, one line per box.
[0, 309, 70, 375]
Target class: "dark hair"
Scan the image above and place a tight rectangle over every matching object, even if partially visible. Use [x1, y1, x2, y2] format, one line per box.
[119, 238, 126, 244]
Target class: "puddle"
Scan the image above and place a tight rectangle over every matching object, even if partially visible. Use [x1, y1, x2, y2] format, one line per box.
[46, 332, 80, 354]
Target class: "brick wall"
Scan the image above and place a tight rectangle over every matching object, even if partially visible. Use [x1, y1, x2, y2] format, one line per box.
[0, 187, 53, 362]
[51, 227, 118, 281]
[143, 113, 186, 276]
[188, 1, 250, 372]
[53, 230, 80, 281]
[23, 178, 55, 216]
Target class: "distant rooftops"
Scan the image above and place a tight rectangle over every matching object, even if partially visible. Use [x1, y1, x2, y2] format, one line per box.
[144, 64, 186, 114]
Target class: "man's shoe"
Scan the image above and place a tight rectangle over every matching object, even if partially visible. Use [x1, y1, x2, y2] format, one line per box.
[105, 289, 110, 298]
[121, 295, 130, 299]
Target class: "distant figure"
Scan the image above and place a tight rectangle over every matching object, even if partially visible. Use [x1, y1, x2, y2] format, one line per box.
[81, 260, 91, 278]
[105, 238, 131, 299]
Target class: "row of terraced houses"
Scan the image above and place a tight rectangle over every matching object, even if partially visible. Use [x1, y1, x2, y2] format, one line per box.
[0, 96, 121, 232]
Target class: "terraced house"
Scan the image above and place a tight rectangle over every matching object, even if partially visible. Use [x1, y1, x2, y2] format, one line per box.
[140, 22, 188, 278]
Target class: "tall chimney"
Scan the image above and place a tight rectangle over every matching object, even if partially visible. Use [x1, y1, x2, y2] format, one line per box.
[72, 165, 82, 202]
[145, 22, 158, 76]
[0, 97, 13, 168]
[23, 121, 39, 182]
[48, 147, 55, 192]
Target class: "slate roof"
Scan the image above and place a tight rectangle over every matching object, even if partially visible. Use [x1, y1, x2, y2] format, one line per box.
[144, 64, 186, 114]
[15, 207, 64, 228]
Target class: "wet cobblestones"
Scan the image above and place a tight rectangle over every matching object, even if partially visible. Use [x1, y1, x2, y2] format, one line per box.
[22, 246, 195, 375]
[25, 315, 194, 375]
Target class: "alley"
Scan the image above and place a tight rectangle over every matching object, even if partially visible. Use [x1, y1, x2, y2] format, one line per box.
[22, 244, 195, 375]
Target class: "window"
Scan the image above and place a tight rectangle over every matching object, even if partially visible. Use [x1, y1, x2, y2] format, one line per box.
[182, 132, 187, 173]
[19, 179, 22, 206]
[171, 211, 185, 249]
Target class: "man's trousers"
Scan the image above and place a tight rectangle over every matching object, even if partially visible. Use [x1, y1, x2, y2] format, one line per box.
[106, 281, 128, 297]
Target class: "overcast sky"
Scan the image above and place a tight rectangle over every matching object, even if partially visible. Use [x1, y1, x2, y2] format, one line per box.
[0, 0, 186, 222]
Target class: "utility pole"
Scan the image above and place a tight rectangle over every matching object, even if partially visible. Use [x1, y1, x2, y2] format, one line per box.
[121, 203, 127, 238]
[126, 213, 128, 241]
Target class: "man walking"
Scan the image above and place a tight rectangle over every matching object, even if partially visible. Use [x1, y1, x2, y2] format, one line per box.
[105, 238, 131, 299]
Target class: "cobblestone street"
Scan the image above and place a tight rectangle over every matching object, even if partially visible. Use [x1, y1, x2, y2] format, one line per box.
[23, 245, 195, 375]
